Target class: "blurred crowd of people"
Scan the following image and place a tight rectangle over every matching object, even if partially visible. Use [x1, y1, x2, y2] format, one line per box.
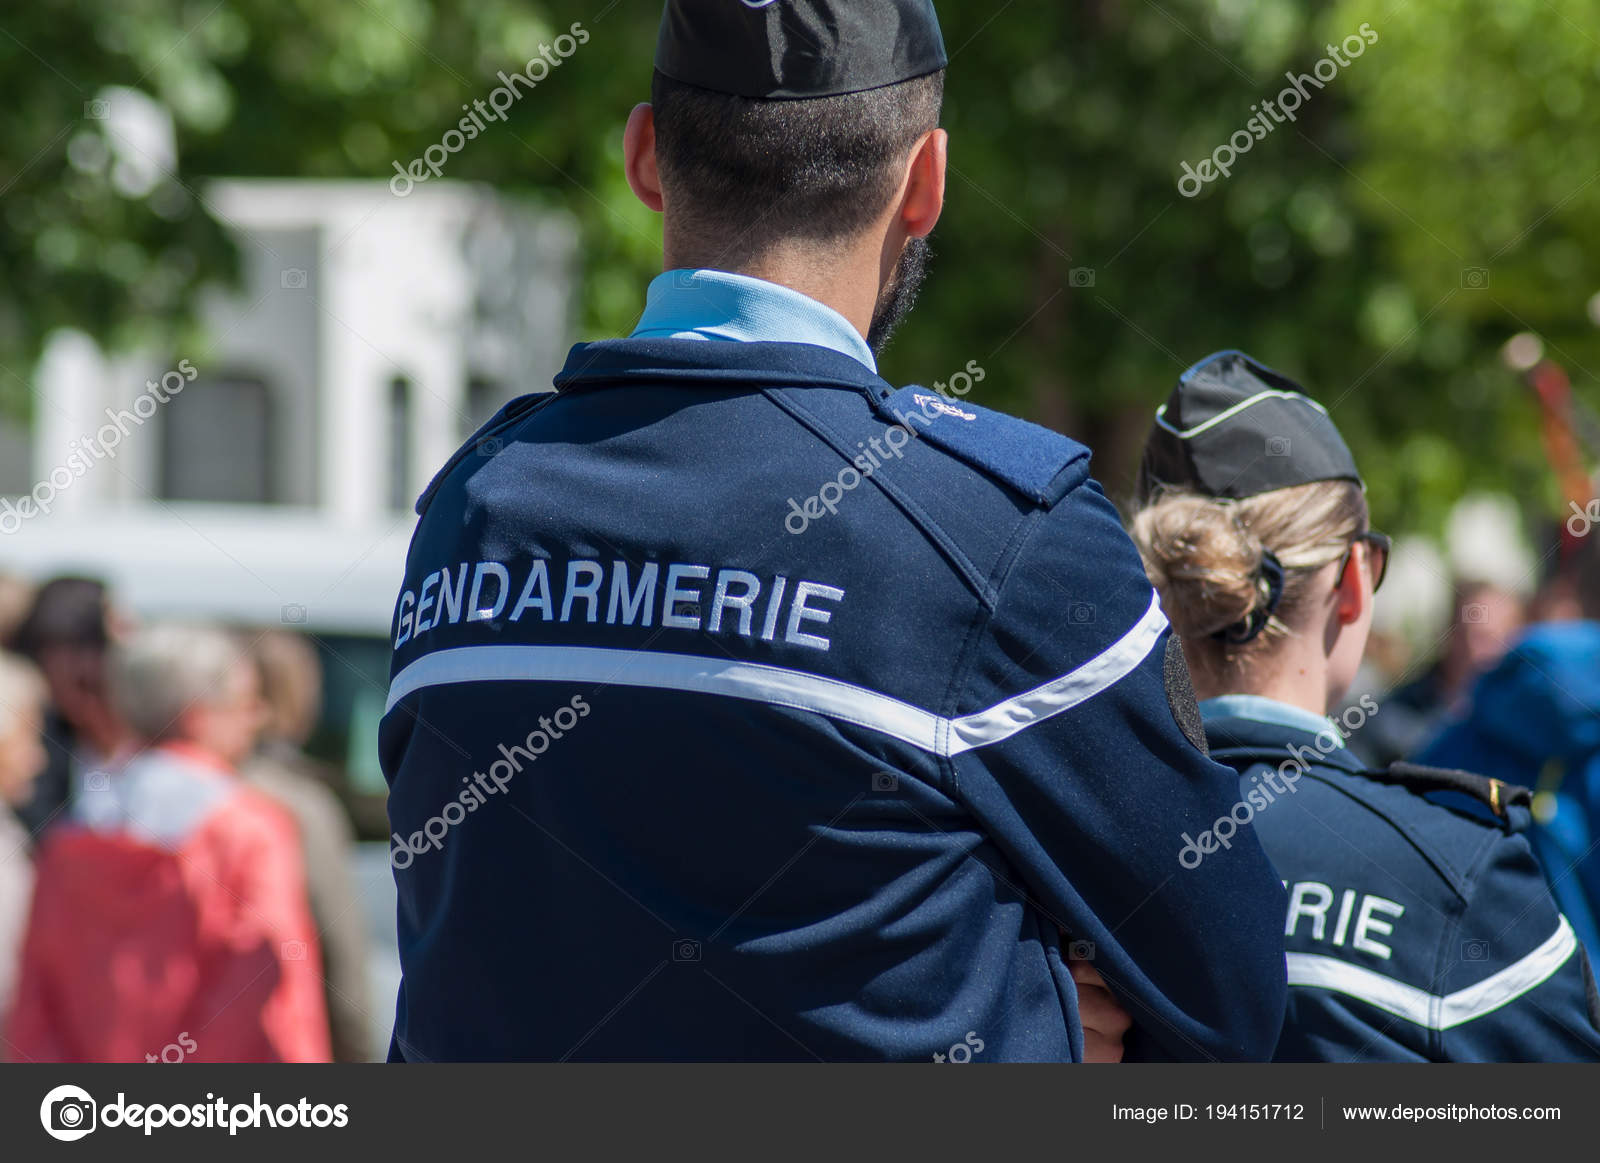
[0, 574, 370, 1062]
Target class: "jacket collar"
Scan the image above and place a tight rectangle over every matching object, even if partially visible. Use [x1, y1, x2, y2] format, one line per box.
[1199, 694, 1344, 742]
[553, 337, 895, 398]
[1200, 703, 1367, 775]
[631, 269, 878, 373]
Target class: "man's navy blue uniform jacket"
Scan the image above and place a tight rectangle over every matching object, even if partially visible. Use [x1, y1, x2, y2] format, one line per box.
[380, 337, 1288, 1061]
[1206, 707, 1600, 1061]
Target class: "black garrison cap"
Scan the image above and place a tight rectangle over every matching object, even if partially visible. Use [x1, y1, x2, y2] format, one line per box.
[655, 0, 947, 99]
[1137, 350, 1363, 502]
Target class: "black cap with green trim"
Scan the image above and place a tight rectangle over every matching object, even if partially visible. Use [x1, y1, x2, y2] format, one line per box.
[1137, 350, 1363, 502]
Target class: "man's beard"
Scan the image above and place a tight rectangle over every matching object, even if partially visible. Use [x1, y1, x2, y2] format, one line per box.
[867, 236, 932, 356]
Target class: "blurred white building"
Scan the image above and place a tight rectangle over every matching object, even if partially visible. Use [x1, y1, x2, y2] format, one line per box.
[1, 178, 577, 636]
[0, 173, 576, 1042]
[0, 179, 576, 805]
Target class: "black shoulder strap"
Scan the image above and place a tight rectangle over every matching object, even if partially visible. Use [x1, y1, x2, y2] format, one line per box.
[1363, 761, 1532, 820]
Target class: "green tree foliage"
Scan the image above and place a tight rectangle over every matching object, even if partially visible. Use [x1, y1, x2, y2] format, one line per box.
[3, 0, 1597, 537]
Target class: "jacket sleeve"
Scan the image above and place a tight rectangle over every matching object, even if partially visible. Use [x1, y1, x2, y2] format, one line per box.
[946, 481, 1287, 1061]
[1436, 829, 1600, 1061]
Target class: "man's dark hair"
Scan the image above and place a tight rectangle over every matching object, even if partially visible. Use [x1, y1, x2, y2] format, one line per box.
[9, 575, 111, 658]
[651, 69, 944, 262]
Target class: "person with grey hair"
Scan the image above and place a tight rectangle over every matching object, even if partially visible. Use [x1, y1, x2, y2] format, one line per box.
[0, 652, 47, 1036]
[105, 622, 264, 763]
[8, 623, 331, 1061]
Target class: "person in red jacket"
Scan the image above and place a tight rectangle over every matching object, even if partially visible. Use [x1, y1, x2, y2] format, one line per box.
[7, 623, 330, 1063]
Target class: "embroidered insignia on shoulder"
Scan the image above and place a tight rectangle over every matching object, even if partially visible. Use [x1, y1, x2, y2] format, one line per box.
[872, 385, 1091, 506]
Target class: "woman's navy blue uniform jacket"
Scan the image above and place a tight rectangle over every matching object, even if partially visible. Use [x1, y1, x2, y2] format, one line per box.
[379, 337, 1288, 1061]
[1205, 704, 1600, 1061]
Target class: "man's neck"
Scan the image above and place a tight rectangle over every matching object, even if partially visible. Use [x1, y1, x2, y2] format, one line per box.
[663, 236, 885, 344]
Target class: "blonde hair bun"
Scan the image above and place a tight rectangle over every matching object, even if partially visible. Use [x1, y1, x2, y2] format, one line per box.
[1131, 481, 1368, 651]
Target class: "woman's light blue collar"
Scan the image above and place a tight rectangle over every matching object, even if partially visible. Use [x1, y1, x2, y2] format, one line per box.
[1198, 694, 1345, 746]
[631, 269, 877, 373]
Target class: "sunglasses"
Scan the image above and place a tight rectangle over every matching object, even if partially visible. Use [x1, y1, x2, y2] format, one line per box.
[1333, 529, 1391, 594]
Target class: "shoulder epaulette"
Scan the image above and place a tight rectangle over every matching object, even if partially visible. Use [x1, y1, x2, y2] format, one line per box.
[1362, 761, 1532, 820]
[869, 385, 1091, 507]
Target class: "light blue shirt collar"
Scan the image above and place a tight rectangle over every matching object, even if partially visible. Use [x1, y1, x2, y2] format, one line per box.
[630, 269, 877, 373]
[1198, 694, 1346, 747]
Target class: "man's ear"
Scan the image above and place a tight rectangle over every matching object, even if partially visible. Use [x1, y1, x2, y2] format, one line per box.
[624, 103, 664, 213]
[897, 128, 947, 239]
